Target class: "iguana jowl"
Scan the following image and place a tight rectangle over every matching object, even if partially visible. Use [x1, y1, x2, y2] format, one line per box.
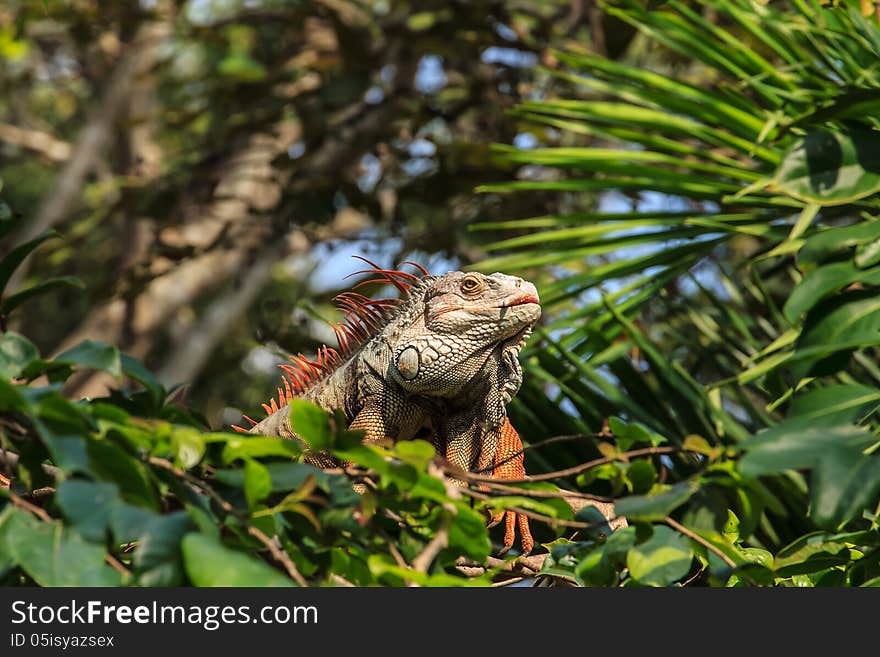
[236, 258, 541, 553]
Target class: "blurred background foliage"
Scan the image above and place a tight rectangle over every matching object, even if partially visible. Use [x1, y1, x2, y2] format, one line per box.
[2, 0, 880, 587]
[0, 0, 613, 426]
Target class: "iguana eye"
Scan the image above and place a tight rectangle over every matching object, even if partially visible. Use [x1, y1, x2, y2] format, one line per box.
[460, 275, 483, 295]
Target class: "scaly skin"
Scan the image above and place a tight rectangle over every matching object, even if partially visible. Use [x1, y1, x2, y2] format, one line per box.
[244, 266, 541, 553]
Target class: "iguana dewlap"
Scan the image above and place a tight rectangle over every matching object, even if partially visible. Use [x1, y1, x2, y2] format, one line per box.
[236, 258, 540, 554]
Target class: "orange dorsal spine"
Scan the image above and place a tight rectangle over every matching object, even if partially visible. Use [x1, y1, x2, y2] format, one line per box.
[232, 257, 429, 433]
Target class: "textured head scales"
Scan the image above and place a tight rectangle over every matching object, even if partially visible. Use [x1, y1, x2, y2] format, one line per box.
[390, 270, 541, 396]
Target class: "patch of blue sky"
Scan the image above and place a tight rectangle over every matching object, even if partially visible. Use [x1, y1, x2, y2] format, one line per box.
[494, 22, 518, 42]
[356, 152, 381, 192]
[306, 236, 460, 295]
[513, 132, 539, 150]
[414, 55, 447, 94]
[481, 47, 538, 68]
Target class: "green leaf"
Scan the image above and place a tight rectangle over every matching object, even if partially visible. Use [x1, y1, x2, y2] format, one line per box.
[448, 506, 492, 561]
[788, 384, 880, 426]
[625, 459, 658, 494]
[217, 54, 267, 82]
[181, 533, 294, 586]
[111, 505, 193, 586]
[215, 462, 331, 493]
[0, 331, 39, 378]
[244, 459, 272, 507]
[614, 481, 699, 521]
[608, 417, 667, 450]
[627, 525, 694, 587]
[53, 340, 122, 379]
[783, 260, 880, 322]
[739, 420, 876, 477]
[770, 129, 880, 206]
[394, 439, 436, 466]
[88, 439, 160, 511]
[798, 220, 880, 268]
[3, 508, 121, 586]
[221, 437, 301, 464]
[774, 532, 852, 577]
[120, 353, 165, 409]
[170, 427, 206, 469]
[811, 449, 880, 529]
[0, 276, 83, 316]
[287, 399, 333, 451]
[0, 230, 57, 296]
[55, 480, 121, 542]
[793, 289, 880, 377]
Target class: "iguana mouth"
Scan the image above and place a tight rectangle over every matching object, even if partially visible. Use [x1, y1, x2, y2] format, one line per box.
[501, 293, 540, 308]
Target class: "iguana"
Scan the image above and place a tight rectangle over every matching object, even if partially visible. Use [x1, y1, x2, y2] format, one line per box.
[235, 257, 540, 554]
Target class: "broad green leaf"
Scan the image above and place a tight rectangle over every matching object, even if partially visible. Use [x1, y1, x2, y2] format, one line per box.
[792, 289, 880, 377]
[788, 384, 880, 426]
[0, 508, 15, 576]
[53, 340, 122, 378]
[608, 417, 667, 450]
[111, 505, 193, 586]
[244, 459, 272, 507]
[221, 436, 301, 463]
[287, 399, 333, 451]
[170, 427, 206, 469]
[798, 220, 880, 268]
[627, 525, 694, 587]
[739, 420, 875, 477]
[215, 462, 331, 493]
[614, 481, 699, 521]
[783, 261, 880, 322]
[394, 439, 436, 466]
[0, 331, 39, 379]
[121, 353, 165, 409]
[3, 508, 121, 586]
[810, 449, 880, 529]
[55, 480, 121, 542]
[774, 532, 853, 577]
[448, 505, 492, 561]
[0, 376, 27, 413]
[181, 533, 294, 586]
[367, 554, 488, 587]
[87, 439, 160, 511]
[625, 459, 658, 494]
[771, 129, 880, 206]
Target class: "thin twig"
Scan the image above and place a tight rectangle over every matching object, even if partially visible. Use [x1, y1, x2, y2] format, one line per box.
[664, 516, 737, 569]
[411, 517, 450, 575]
[493, 576, 525, 587]
[460, 488, 618, 530]
[377, 528, 410, 570]
[245, 527, 308, 587]
[9, 491, 52, 522]
[444, 446, 681, 485]
[148, 456, 308, 586]
[104, 553, 131, 577]
[328, 573, 355, 587]
[476, 478, 613, 502]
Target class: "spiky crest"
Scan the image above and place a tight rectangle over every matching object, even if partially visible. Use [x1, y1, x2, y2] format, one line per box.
[232, 257, 431, 432]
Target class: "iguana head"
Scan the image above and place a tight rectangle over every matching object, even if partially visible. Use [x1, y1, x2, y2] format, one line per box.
[391, 271, 541, 395]
[423, 271, 541, 341]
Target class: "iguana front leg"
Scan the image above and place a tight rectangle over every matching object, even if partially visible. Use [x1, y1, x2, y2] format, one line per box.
[437, 409, 534, 555]
[488, 419, 534, 555]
